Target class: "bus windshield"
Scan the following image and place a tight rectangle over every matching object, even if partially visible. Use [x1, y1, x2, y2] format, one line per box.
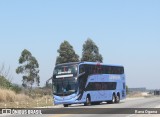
[53, 64, 78, 96]
[53, 79, 77, 96]
[53, 64, 78, 79]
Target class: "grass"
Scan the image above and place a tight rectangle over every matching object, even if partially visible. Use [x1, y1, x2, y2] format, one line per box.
[0, 88, 53, 108]
[0, 88, 31, 102]
[127, 91, 154, 98]
[127, 92, 143, 98]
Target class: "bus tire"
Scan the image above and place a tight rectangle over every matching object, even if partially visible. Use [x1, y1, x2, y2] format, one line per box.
[63, 104, 69, 107]
[84, 95, 91, 106]
[115, 93, 120, 103]
[107, 94, 116, 104]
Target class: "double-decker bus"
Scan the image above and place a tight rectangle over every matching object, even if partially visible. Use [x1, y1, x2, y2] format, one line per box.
[52, 62, 126, 107]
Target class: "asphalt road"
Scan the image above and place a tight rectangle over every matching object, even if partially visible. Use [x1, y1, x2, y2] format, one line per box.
[1, 96, 160, 117]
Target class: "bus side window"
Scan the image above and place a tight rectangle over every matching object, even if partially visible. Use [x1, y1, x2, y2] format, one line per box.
[114, 67, 118, 74]
[123, 83, 125, 89]
[91, 65, 94, 75]
[117, 67, 120, 74]
[88, 65, 91, 75]
[85, 64, 90, 75]
[97, 65, 102, 74]
[102, 66, 105, 74]
[93, 65, 97, 74]
[88, 65, 93, 75]
[79, 65, 85, 74]
[121, 67, 124, 74]
[112, 66, 115, 74]
[108, 66, 111, 74]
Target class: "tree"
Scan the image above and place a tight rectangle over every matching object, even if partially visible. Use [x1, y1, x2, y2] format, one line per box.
[55, 40, 79, 65]
[81, 38, 103, 62]
[16, 49, 40, 88]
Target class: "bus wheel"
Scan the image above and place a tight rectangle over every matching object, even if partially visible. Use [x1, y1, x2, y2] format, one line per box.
[107, 94, 116, 104]
[84, 96, 91, 106]
[115, 94, 120, 103]
[63, 104, 69, 107]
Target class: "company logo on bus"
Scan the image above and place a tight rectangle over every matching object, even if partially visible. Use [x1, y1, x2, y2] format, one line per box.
[109, 75, 121, 80]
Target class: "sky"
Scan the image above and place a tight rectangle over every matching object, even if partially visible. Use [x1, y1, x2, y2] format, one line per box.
[0, 0, 160, 89]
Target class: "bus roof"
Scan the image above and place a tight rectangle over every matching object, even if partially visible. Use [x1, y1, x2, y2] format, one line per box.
[56, 62, 123, 67]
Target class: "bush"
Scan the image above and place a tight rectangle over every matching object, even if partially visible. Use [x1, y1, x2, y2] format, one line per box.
[0, 88, 32, 102]
[11, 84, 22, 94]
[0, 76, 22, 94]
[0, 76, 12, 89]
[0, 88, 16, 102]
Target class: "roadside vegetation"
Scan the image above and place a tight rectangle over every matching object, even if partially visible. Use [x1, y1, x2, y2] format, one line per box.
[0, 64, 53, 108]
[0, 88, 53, 108]
[0, 81, 53, 108]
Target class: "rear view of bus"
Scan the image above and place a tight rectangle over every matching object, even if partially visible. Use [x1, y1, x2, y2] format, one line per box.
[52, 62, 126, 107]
